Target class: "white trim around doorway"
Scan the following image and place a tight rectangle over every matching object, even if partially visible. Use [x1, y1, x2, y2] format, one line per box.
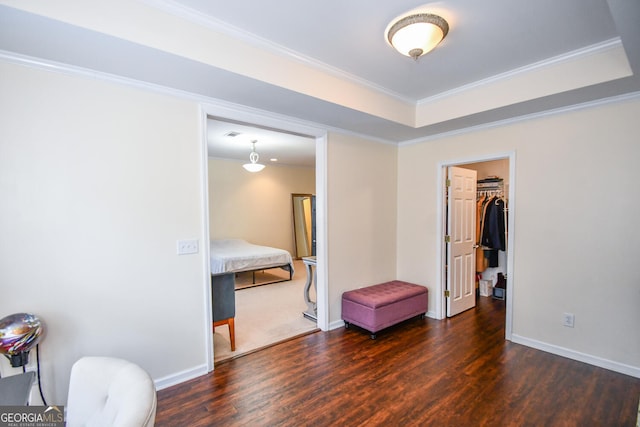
[436, 151, 516, 340]
[198, 102, 329, 372]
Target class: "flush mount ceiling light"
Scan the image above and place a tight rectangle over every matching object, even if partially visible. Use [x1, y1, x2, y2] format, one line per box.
[387, 13, 449, 60]
[243, 140, 265, 172]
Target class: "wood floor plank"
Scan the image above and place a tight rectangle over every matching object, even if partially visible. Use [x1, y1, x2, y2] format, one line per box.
[156, 297, 640, 426]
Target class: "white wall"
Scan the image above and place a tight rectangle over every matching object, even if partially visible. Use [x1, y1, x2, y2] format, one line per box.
[0, 61, 208, 402]
[326, 133, 398, 324]
[397, 97, 640, 372]
[0, 60, 401, 405]
[3, 55, 636, 409]
[207, 157, 315, 255]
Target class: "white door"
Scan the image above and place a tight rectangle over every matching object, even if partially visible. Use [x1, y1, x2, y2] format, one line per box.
[446, 166, 477, 317]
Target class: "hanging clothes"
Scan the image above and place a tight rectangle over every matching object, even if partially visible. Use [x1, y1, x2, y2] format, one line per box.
[481, 197, 506, 251]
[476, 176, 508, 271]
[479, 195, 497, 268]
[476, 194, 487, 272]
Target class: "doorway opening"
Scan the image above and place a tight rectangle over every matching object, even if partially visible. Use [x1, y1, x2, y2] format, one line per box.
[199, 105, 328, 371]
[438, 152, 515, 340]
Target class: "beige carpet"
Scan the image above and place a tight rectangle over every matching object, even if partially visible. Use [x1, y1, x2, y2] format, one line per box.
[213, 260, 318, 363]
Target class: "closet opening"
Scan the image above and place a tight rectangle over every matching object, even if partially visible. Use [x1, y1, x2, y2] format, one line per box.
[438, 153, 515, 340]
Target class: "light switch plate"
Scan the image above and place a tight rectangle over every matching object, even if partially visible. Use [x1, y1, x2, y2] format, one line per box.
[177, 239, 199, 255]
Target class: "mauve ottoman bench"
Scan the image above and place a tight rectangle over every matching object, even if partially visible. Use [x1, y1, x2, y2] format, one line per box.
[341, 280, 428, 339]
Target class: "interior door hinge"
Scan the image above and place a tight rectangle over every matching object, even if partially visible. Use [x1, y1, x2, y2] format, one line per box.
[444, 290, 450, 298]
[444, 235, 450, 243]
[446, 179, 451, 187]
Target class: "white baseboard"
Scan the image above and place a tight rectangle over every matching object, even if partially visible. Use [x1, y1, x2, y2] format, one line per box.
[329, 319, 345, 331]
[154, 363, 209, 390]
[154, 332, 639, 394]
[511, 334, 640, 379]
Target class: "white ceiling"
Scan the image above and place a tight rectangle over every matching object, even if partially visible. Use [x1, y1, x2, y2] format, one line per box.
[1, 0, 639, 166]
[177, 0, 620, 100]
[207, 119, 316, 167]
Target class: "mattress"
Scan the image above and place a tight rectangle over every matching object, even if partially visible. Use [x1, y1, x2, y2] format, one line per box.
[209, 239, 293, 275]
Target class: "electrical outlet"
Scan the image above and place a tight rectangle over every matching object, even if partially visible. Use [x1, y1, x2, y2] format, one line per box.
[562, 312, 575, 328]
[177, 239, 199, 255]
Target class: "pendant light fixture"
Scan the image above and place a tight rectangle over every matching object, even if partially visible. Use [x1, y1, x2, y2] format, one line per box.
[387, 13, 449, 60]
[242, 140, 265, 172]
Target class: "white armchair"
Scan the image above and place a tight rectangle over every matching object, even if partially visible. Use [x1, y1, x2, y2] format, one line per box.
[66, 357, 157, 427]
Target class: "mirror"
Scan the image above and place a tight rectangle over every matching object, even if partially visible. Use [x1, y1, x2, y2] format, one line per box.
[292, 193, 316, 259]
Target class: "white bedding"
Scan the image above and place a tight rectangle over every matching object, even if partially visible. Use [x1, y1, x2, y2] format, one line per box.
[209, 239, 294, 275]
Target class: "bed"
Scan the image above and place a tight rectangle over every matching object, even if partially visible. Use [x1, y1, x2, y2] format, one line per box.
[209, 239, 294, 285]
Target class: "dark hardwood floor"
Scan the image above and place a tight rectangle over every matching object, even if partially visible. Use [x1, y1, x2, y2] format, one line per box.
[156, 297, 640, 426]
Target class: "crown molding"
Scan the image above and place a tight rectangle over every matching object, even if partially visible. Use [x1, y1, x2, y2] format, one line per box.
[418, 38, 625, 106]
[413, 37, 631, 127]
[133, 1, 636, 119]
[401, 90, 640, 146]
[139, 0, 416, 105]
[3, 49, 638, 149]
[0, 49, 397, 146]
